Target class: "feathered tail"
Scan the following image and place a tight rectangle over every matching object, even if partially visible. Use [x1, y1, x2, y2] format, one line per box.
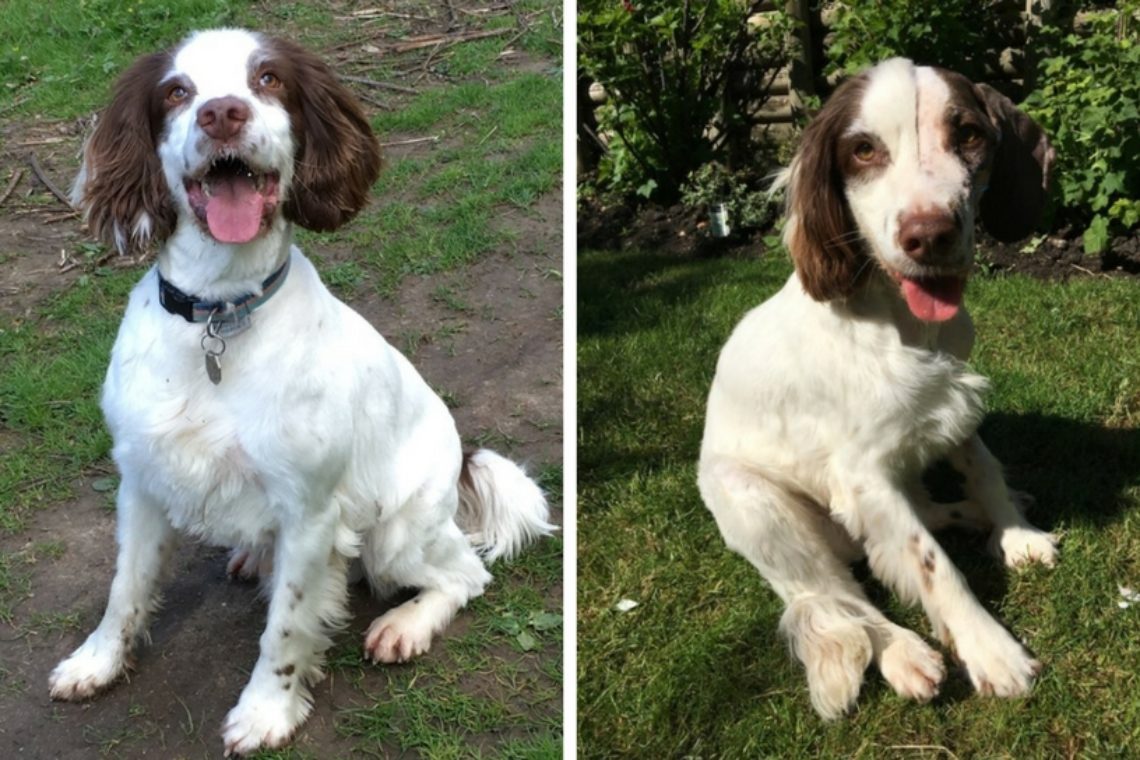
[455, 449, 556, 562]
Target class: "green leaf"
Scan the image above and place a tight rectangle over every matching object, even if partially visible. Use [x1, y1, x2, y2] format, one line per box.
[1083, 215, 1111, 255]
[528, 611, 563, 632]
[91, 477, 117, 493]
[516, 630, 539, 652]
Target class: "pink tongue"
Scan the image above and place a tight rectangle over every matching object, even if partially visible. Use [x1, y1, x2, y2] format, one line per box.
[901, 277, 964, 322]
[205, 175, 265, 243]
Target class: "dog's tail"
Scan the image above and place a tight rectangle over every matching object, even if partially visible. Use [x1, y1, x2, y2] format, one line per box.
[456, 449, 555, 563]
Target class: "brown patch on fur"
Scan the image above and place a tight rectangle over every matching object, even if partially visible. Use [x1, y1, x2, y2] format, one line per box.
[274, 664, 296, 677]
[261, 37, 383, 232]
[77, 50, 178, 254]
[785, 74, 872, 302]
[977, 678, 994, 696]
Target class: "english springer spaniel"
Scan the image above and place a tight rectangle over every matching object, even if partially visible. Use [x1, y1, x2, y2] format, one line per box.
[48, 29, 553, 755]
[699, 58, 1057, 719]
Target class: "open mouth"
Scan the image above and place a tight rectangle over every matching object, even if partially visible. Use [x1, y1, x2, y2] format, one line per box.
[184, 156, 280, 244]
[889, 271, 967, 323]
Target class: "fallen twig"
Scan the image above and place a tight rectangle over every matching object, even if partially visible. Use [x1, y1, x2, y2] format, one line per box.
[356, 92, 394, 111]
[0, 168, 24, 208]
[340, 75, 420, 95]
[1070, 262, 1110, 278]
[379, 136, 441, 147]
[390, 27, 511, 53]
[26, 153, 71, 207]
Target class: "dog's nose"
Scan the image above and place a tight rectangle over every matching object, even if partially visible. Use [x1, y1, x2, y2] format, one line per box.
[196, 97, 250, 141]
[897, 210, 959, 263]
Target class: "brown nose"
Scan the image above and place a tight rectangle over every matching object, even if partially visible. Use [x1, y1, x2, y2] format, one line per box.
[897, 210, 959, 263]
[196, 97, 250, 141]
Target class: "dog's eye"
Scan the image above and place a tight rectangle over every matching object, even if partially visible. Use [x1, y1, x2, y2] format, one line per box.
[259, 72, 282, 90]
[958, 124, 984, 149]
[853, 141, 876, 162]
[167, 85, 189, 104]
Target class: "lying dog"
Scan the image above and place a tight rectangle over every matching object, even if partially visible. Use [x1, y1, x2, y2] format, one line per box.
[48, 29, 553, 755]
[699, 58, 1057, 718]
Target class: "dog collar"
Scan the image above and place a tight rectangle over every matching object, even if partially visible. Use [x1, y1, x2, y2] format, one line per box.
[157, 257, 291, 326]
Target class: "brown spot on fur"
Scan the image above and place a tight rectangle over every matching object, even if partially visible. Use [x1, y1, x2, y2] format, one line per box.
[282, 629, 291, 638]
[977, 678, 994, 696]
[274, 664, 295, 677]
[283, 682, 291, 690]
[260, 38, 383, 232]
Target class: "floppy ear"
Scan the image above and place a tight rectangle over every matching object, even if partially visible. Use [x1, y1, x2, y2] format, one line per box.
[783, 77, 869, 302]
[74, 51, 176, 255]
[272, 39, 383, 232]
[974, 83, 1055, 242]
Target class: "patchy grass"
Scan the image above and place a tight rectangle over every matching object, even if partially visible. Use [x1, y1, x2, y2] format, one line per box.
[578, 246, 1140, 758]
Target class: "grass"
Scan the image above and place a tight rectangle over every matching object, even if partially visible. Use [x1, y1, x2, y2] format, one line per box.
[577, 245, 1140, 758]
[0, 1, 562, 756]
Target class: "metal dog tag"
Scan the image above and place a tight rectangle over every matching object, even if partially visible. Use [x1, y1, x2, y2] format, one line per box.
[205, 352, 222, 384]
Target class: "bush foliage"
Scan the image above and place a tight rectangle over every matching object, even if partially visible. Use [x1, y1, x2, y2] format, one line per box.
[1023, 3, 1140, 252]
[578, 0, 793, 201]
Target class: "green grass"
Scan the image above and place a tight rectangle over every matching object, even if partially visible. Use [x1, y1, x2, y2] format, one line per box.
[578, 246, 1140, 758]
[0, 0, 255, 118]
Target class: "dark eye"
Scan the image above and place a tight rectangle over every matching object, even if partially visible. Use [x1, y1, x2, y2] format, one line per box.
[958, 124, 984, 149]
[853, 141, 876, 161]
[259, 72, 281, 89]
[167, 85, 189, 104]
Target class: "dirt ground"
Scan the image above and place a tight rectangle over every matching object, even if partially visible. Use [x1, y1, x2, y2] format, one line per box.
[0, 65, 561, 760]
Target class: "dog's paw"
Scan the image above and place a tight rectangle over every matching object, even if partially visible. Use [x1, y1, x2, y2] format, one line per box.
[878, 631, 945, 703]
[363, 606, 435, 664]
[48, 636, 129, 701]
[955, 623, 1041, 698]
[226, 547, 273, 581]
[991, 526, 1058, 568]
[221, 684, 310, 757]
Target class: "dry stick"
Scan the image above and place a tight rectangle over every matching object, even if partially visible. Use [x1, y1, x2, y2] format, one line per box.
[390, 27, 511, 54]
[412, 41, 447, 87]
[0, 168, 24, 208]
[356, 92, 394, 111]
[340, 75, 420, 95]
[26, 154, 71, 207]
[380, 136, 441, 147]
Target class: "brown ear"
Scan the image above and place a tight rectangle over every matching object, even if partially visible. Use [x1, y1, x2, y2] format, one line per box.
[75, 51, 176, 255]
[784, 76, 868, 301]
[974, 83, 1055, 242]
[273, 39, 383, 232]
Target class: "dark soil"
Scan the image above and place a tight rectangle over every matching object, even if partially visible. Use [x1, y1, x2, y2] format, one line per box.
[579, 196, 1140, 281]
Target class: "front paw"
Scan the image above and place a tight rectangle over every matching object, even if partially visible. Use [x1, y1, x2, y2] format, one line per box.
[878, 630, 945, 703]
[221, 683, 311, 756]
[49, 636, 130, 701]
[955, 623, 1041, 698]
[990, 526, 1059, 568]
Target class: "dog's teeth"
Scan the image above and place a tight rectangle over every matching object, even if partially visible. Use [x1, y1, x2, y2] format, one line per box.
[202, 181, 212, 197]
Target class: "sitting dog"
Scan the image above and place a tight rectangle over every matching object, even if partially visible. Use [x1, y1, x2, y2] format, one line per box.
[48, 29, 553, 755]
[698, 58, 1057, 719]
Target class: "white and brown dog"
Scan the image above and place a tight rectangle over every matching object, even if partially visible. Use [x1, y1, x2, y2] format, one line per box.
[48, 29, 553, 755]
[699, 58, 1056, 718]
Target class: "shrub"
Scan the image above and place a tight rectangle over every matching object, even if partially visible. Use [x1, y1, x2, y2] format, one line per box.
[824, 0, 1006, 80]
[1022, 2, 1140, 252]
[578, 0, 793, 201]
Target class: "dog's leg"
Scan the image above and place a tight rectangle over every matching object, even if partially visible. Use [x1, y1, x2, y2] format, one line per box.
[221, 510, 351, 756]
[832, 468, 1041, 698]
[700, 457, 944, 718]
[49, 482, 174, 700]
[948, 434, 1058, 567]
[362, 513, 490, 664]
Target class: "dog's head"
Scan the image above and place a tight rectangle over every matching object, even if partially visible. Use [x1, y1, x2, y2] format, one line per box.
[782, 58, 1054, 322]
[73, 29, 383, 255]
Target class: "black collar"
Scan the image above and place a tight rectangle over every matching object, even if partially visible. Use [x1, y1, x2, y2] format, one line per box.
[157, 257, 291, 324]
